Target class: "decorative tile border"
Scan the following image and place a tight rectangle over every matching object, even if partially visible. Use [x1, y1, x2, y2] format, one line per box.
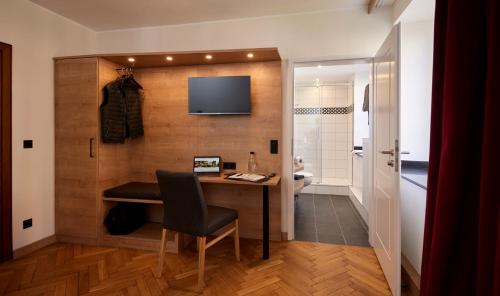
[294, 105, 353, 115]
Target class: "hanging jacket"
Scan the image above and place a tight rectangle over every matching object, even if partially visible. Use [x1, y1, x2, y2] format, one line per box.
[122, 77, 144, 139]
[100, 76, 144, 143]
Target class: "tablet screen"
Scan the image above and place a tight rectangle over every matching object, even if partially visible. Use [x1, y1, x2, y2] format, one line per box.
[193, 157, 221, 173]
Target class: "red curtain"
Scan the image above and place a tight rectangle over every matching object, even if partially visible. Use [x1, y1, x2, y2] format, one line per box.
[420, 0, 500, 295]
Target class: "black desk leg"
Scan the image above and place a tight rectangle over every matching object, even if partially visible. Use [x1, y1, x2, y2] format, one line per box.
[263, 185, 270, 260]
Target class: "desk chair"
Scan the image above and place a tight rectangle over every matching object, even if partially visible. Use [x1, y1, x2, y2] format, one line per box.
[155, 170, 240, 289]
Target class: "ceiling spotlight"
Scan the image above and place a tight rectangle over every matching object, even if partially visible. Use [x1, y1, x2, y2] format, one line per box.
[166, 56, 173, 61]
[127, 57, 135, 63]
[317, 64, 322, 68]
[205, 54, 213, 60]
[247, 53, 254, 58]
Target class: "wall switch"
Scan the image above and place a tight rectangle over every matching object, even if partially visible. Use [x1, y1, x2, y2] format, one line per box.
[223, 162, 236, 170]
[270, 139, 278, 154]
[23, 140, 33, 149]
[23, 218, 32, 229]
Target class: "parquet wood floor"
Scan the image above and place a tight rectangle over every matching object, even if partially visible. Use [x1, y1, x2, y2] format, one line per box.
[0, 239, 390, 295]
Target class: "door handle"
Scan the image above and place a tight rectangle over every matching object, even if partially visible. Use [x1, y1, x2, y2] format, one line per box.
[387, 160, 395, 167]
[401, 151, 410, 155]
[89, 138, 95, 158]
[379, 149, 394, 156]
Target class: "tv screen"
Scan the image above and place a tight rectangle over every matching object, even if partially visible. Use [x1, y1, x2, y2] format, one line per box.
[188, 76, 251, 115]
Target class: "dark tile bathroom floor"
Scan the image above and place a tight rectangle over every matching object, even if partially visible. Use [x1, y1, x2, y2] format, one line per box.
[294, 194, 370, 247]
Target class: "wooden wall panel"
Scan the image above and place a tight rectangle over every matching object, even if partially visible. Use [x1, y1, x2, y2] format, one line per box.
[55, 58, 99, 240]
[130, 61, 283, 239]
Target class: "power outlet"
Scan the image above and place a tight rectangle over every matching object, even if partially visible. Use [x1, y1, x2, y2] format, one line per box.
[23, 218, 32, 229]
[23, 140, 33, 149]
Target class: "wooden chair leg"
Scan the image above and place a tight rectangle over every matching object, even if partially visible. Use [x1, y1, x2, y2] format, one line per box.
[234, 219, 240, 261]
[156, 228, 168, 278]
[197, 236, 206, 290]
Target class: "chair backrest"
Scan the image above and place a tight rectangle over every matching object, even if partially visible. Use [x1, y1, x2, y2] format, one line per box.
[156, 170, 208, 236]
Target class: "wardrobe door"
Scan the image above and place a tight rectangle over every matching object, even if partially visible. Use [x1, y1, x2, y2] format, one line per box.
[55, 58, 99, 242]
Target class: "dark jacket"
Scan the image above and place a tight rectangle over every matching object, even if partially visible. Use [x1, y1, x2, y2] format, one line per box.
[100, 76, 144, 143]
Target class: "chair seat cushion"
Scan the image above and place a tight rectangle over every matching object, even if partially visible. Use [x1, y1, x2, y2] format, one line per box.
[205, 205, 238, 236]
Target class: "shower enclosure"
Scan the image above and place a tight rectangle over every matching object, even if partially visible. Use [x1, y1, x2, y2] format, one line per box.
[294, 82, 353, 189]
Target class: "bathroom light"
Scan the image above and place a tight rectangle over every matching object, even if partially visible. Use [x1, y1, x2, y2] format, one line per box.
[166, 56, 173, 61]
[247, 53, 254, 58]
[205, 54, 213, 60]
[127, 57, 135, 63]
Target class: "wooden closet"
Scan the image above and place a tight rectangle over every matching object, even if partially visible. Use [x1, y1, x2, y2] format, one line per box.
[55, 57, 181, 251]
[54, 49, 283, 252]
[55, 58, 101, 244]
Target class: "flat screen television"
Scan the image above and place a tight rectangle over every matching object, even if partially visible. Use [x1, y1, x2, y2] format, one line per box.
[188, 76, 251, 115]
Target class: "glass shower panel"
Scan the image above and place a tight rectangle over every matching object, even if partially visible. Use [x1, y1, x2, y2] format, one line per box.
[320, 84, 351, 186]
[294, 86, 321, 184]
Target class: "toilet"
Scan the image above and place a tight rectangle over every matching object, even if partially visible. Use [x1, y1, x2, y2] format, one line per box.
[294, 171, 314, 187]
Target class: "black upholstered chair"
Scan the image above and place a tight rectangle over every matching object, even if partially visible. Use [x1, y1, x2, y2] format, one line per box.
[155, 170, 240, 289]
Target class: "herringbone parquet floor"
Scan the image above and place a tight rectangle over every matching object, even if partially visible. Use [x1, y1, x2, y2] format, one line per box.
[0, 239, 391, 295]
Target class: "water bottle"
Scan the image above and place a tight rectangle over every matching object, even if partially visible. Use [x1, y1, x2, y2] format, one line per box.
[248, 152, 257, 173]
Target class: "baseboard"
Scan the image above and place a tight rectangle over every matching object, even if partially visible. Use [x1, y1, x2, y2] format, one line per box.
[348, 187, 369, 226]
[56, 234, 99, 246]
[13, 235, 57, 259]
[401, 254, 421, 296]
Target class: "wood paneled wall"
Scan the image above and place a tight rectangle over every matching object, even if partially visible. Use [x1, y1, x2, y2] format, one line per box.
[128, 61, 283, 239]
[56, 58, 282, 242]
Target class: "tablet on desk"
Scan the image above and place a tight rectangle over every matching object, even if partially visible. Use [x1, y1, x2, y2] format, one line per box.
[193, 156, 221, 175]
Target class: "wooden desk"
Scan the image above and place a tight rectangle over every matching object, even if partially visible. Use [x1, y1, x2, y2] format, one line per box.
[103, 174, 281, 260]
[199, 175, 280, 260]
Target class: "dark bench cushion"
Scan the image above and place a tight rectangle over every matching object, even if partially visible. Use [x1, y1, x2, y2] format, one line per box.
[103, 182, 161, 201]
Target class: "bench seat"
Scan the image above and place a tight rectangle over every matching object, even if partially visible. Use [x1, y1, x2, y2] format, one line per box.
[103, 182, 162, 204]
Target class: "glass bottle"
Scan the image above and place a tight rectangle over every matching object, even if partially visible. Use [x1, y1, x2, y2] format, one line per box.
[248, 152, 257, 173]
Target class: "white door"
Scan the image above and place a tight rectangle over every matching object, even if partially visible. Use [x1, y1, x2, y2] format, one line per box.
[371, 24, 401, 296]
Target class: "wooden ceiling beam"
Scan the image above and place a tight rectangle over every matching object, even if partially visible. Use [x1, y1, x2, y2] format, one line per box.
[368, 0, 378, 14]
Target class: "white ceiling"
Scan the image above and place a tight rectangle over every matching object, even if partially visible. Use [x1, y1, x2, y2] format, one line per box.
[29, 0, 375, 31]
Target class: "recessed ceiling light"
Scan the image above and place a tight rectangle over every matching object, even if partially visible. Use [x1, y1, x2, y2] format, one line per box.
[205, 54, 213, 60]
[317, 65, 322, 68]
[127, 57, 135, 63]
[166, 56, 173, 61]
[247, 53, 254, 58]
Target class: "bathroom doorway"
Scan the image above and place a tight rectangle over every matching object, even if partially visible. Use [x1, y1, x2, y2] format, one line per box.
[293, 60, 371, 247]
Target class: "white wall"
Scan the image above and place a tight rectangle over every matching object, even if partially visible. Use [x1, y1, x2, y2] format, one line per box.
[400, 20, 434, 161]
[0, 0, 96, 249]
[95, 8, 392, 60]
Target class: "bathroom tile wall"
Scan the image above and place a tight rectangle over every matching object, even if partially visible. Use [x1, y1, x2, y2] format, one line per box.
[294, 86, 321, 183]
[294, 84, 353, 185]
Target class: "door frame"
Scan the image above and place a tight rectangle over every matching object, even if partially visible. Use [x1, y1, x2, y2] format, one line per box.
[0, 42, 13, 263]
[284, 57, 373, 241]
